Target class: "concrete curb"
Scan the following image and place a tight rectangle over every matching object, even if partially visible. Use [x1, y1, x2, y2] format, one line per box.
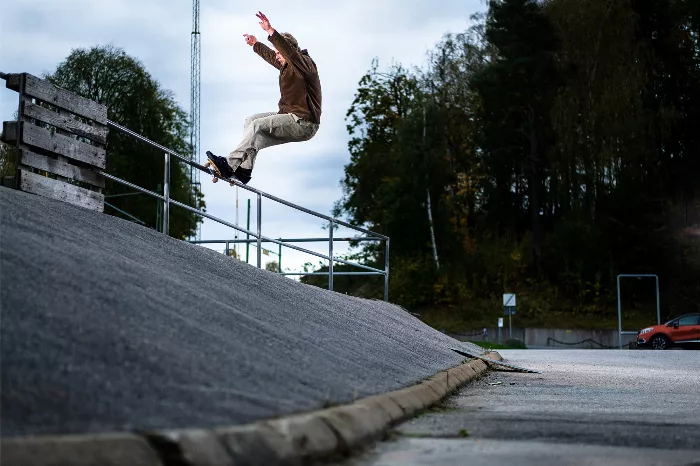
[2, 351, 503, 466]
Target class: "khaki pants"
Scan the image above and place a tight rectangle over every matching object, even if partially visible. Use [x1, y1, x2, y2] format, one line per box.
[226, 112, 319, 172]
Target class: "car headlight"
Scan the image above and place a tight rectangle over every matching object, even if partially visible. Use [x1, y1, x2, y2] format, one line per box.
[639, 328, 653, 334]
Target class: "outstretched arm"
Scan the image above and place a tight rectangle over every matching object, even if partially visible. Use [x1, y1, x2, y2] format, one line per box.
[256, 11, 316, 75]
[244, 33, 282, 70]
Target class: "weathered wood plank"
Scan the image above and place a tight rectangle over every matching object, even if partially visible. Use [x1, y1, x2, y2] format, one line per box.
[19, 169, 104, 212]
[20, 150, 105, 188]
[21, 73, 107, 124]
[2, 176, 17, 189]
[21, 101, 108, 144]
[1, 121, 18, 144]
[20, 122, 106, 169]
[5, 73, 22, 92]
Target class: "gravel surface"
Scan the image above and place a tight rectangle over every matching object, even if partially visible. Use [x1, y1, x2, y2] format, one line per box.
[343, 349, 700, 465]
[0, 187, 483, 438]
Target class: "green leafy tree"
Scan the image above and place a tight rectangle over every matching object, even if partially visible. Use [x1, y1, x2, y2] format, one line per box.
[265, 260, 278, 272]
[0, 141, 18, 180]
[45, 45, 204, 239]
[320, 0, 700, 326]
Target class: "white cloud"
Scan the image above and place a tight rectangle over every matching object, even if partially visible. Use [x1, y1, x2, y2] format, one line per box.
[1, 0, 486, 277]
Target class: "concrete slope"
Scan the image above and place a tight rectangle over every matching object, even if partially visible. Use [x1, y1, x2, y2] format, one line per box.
[0, 187, 480, 439]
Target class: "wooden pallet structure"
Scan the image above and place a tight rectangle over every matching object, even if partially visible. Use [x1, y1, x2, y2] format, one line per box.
[1, 72, 107, 211]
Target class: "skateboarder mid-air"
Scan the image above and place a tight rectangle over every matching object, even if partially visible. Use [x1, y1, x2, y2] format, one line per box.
[205, 11, 322, 185]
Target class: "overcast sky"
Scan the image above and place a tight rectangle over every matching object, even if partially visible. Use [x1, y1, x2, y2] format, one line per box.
[1, 0, 486, 277]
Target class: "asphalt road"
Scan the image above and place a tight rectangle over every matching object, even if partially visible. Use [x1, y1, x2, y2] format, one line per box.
[0, 187, 484, 438]
[342, 349, 700, 466]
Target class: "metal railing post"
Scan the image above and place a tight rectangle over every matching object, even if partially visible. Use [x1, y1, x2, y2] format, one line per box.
[655, 275, 661, 325]
[163, 152, 170, 235]
[329, 220, 334, 291]
[257, 193, 262, 268]
[617, 275, 622, 349]
[617, 273, 659, 349]
[384, 238, 390, 302]
[246, 199, 251, 263]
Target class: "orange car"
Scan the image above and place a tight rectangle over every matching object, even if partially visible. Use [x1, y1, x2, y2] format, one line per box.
[637, 313, 700, 350]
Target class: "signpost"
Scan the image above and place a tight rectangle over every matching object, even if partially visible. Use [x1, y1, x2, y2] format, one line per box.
[503, 293, 516, 340]
[497, 317, 504, 344]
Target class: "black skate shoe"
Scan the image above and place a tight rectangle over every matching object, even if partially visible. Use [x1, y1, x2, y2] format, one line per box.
[205, 151, 234, 179]
[233, 166, 252, 185]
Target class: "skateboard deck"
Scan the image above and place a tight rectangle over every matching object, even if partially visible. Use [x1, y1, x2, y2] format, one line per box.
[204, 155, 238, 186]
[450, 347, 541, 373]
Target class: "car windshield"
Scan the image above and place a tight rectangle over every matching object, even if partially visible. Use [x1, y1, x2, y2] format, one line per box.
[663, 314, 700, 325]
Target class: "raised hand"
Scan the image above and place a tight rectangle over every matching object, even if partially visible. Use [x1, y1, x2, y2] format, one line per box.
[256, 11, 274, 34]
[243, 34, 257, 46]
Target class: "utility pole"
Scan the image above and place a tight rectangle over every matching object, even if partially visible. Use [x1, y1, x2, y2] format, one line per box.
[235, 186, 239, 258]
[424, 107, 439, 270]
[190, 0, 202, 240]
[246, 199, 251, 263]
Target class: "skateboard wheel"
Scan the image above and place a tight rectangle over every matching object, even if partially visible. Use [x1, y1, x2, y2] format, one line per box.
[212, 178, 218, 183]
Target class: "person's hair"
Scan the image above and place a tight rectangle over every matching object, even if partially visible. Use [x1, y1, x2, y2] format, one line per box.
[281, 32, 299, 50]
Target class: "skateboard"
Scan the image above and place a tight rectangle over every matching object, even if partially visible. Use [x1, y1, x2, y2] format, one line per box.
[450, 347, 541, 373]
[204, 152, 238, 186]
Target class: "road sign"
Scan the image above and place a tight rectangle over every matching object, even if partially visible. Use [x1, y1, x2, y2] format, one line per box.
[503, 293, 516, 307]
[498, 317, 503, 328]
[503, 293, 516, 340]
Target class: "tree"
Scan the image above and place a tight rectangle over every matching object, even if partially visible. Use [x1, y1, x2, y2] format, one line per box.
[471, 0, 561, 273]
[0, 140, 18, 180]
[45, 45, 204, 239]
[1, 110, 19, 181]
[265, 261, 278, 272]
[326, 0, 700, 325]
[629, 0, 700, 307]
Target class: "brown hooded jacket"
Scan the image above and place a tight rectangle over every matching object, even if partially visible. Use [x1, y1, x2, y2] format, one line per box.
[253, 31, 322, 124]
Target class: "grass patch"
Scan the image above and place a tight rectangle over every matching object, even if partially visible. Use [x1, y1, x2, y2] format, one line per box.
[467, 340, 528, 350]
[468, 341, 508, 350]
[416, 302, 662, 333]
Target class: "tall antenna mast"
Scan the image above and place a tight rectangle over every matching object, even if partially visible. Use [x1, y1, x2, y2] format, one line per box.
[190, 0, 202, 240]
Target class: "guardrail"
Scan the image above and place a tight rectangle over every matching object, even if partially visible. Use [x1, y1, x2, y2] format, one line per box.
[546, 337, 636, 350]
[1, 71, 391, 300]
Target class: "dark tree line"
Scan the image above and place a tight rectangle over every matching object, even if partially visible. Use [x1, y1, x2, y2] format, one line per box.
[320, 0, 700, 328]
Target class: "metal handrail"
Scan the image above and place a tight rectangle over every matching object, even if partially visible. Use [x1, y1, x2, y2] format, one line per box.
[0, 70, 389, 300]
[107, 120, 388, 239]
[192, 237, 384, 244]
[104, 120, 391, 300]
[102, 170, 385, 272]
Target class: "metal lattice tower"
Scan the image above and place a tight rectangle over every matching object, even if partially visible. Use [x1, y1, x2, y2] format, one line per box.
[190, 0, 202, 240]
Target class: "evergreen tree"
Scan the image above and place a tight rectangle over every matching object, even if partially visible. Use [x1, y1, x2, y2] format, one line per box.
[323, 0, 700, 326]
[470, 0, 560, 273]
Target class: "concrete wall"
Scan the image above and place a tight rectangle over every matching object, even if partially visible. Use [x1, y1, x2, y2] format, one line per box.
[448, 327, 638, 349]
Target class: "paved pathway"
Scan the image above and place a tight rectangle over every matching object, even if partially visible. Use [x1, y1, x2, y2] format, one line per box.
[342, 349, 700, 466]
